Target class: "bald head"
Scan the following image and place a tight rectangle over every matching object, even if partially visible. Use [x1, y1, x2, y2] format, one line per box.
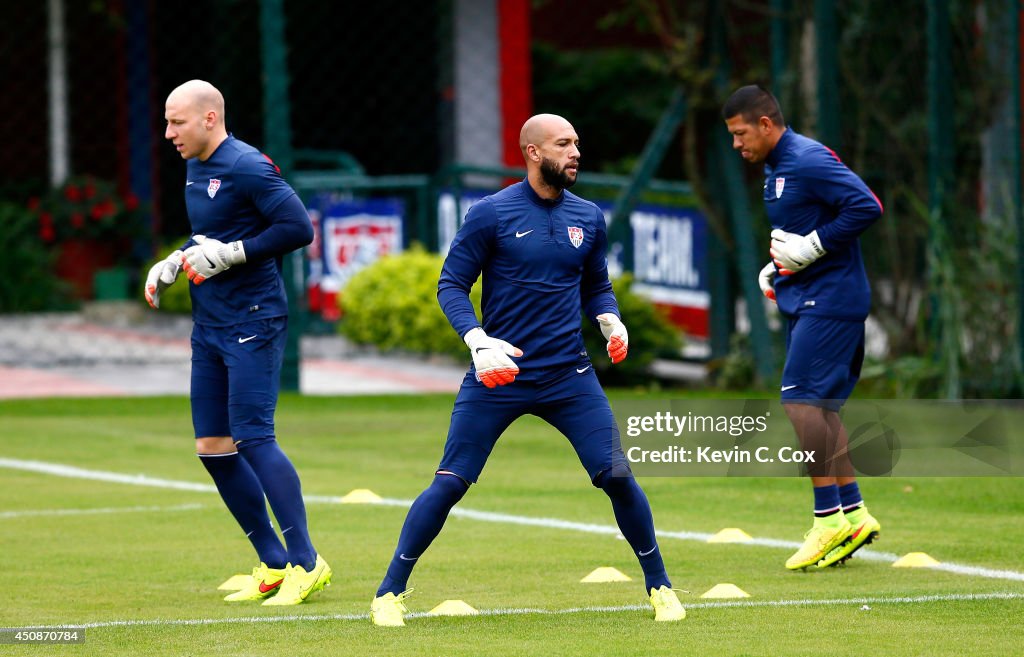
[519, 113, 574, 159]
[166, 79, 225, 123]
[164, 79, 229, 161]
[519, 113, 580, 198]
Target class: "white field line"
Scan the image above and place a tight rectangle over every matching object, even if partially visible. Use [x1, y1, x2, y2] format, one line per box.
[0, 503, 206, 519]
[3, 457, 1024, 583]
[19, 591, 1024, 630]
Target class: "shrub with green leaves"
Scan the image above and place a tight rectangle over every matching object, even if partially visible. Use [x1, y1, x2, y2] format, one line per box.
[581, 274, 684, 386]
[341, 253, 682, 385]
[0, 202, 65, 311]
[339, 248, 480, 359]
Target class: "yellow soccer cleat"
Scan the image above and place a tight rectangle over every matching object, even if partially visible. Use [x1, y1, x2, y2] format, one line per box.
[261, 554, 332, 606]
[785, 517, 853, 570]
[371, 589, 414, 627]
[818, 509, 881, 567]
[649, 585, 686, 622]
[223, 563, 286, 602]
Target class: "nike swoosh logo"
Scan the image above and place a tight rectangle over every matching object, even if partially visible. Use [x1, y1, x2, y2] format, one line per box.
[259, 579, 283, 593]
[576, 366, 591, 374]
[238, 335, 258, 344]
[515, 230, 534, 238]
[399, 553, 418, 561]
[781, 384, 798, 391]
[638, 546, 658, 557]
[186, 181, 194, 186]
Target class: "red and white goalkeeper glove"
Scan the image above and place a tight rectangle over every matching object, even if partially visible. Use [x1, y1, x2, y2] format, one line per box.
[758, 261, 777, 302]
[144, 249, 184, 309]
[182, 234, 246, 285]
[597, 313, 629, 364]
[464, 327, 523, 388]
[770, 229, 826, 275]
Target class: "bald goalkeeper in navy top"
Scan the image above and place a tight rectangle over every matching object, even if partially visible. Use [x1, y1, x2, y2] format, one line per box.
[144, 79, 330, 606]
[368, 113, 686, 628]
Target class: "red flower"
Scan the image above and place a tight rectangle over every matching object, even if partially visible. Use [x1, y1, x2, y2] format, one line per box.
[123, 193, 139, 211]
[71, 212, 85, 228]
[84, 182, 97, 199]
[40, 225, 56, 242]
[64, 185, 81, 202]
[27, 197, 40, 211]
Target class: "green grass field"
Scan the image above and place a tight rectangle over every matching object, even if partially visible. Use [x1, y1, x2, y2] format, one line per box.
[2, 394, 1023, 656]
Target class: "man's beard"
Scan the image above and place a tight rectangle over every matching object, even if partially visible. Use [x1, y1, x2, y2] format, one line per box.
[540, 157, 576, 190]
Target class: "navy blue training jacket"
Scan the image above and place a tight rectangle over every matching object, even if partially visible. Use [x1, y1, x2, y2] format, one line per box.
[764, 129, 883, 320]
[438, 180, 619, 380]
[180, 136, 313, 327]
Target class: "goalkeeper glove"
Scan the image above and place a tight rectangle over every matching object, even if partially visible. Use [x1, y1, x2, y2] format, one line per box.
[182, 234, 246, 285]
[144, 249, 184, 309]
[769, 229, 826, 275]
[758, 262, 777, 302]
[596, 313, 629, 364]
[464, 327, 523, 388]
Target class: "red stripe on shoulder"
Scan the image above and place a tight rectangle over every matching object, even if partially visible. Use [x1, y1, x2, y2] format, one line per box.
[261, 153, 281, 174]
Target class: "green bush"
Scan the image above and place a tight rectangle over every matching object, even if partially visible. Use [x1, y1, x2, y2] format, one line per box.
[581, 274, 684, 386]
[138, 238, 192, 314]
[340, 254, 683, 386]
[339, 248, 480, 358]
[0, 202, 65, 311]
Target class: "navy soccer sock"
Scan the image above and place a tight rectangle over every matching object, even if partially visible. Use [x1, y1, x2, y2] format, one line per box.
[377, 473, 469, 597]
[199, 452, 288, 569]
[240, 441, 317, 571]
[838, 481, 864, 513]
[598, 472, 670, 592]
[813, 484, 844, 525]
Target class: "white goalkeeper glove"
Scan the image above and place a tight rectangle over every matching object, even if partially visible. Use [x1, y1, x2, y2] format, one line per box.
[181, 234, 246, 285]
[464, 327, 523, 388]
[770, 229, 826, 275]
[596, 313, 629, 364]
[758, 261, 777, 303]
[144, 249, 184, 309]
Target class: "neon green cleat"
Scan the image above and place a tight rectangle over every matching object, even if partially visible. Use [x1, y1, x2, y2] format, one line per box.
[371, 589, 414, 627]
[785, 517, 853, 570]
[649, 585, 686, 622]
[261, 554, 332, 606]
[223, 563, 286, 602]
[818, 509, 881, 567]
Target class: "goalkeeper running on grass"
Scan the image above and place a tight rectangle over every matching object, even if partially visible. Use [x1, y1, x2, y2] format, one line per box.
[722, 84, 883, 570]
[369, 113, 685, 627]
[144, 79, 330, 604]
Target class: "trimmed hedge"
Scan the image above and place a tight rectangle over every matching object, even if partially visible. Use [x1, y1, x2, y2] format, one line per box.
[340, 250, 683, 386]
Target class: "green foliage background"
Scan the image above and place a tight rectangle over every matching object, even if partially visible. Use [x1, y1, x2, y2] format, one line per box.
[339, 248, 477, 359]
[0, 202, 64, 312]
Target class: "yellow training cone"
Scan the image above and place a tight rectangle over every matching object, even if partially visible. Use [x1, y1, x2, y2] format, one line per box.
[580, 567, 633, 583]
[428, 600, 479, 616]
[700, 583, 751, 599]
[892, 552, 940, 568]
[339, 488, 383, 504]
[217, 574, 253, 591]
[707, 528, 753, 543]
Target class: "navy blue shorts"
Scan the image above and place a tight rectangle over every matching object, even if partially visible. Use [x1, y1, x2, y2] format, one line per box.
[781, 315, 865, 411]
[190, 316, 287, 442]
[437, 366, 629, 485]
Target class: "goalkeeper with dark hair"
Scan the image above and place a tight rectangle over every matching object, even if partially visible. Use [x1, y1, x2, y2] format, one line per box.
[722, 84, 884, 570]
